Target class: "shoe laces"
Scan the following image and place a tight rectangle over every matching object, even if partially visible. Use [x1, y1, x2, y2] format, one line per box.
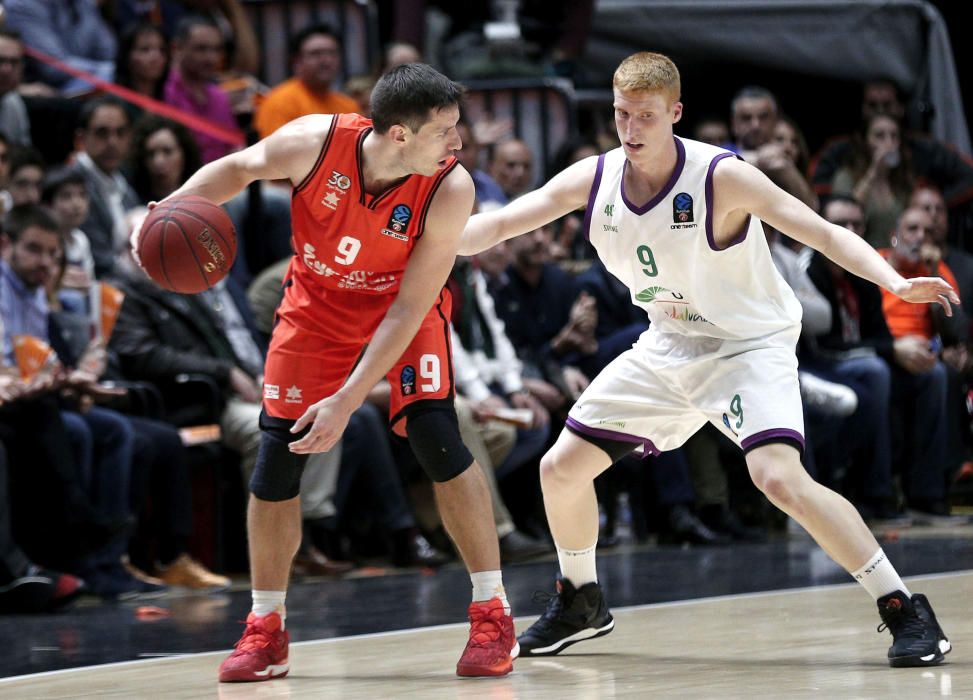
[468, 604, 505, 647]
[236, 617, 281, 654]
[529, 588, 568, 632]
[877, 601, 925, 638]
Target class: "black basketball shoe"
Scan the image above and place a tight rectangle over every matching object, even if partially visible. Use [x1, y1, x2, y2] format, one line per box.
[877, 590, 951, 667]
[518, 576, 614, 656]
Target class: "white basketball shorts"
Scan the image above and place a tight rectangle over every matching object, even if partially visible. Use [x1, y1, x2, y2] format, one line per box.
[566, 327, 804, 455]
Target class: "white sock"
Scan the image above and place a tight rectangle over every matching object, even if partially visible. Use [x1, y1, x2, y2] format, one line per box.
[851, 549, 910, 601]
[471, 570, 509, 613]
[252, 590, 287, 628]
[557, 544, 597, 587]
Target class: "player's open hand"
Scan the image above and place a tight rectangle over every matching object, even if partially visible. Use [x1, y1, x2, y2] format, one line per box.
[289, 393, 356, 454]
[892, 276, 960, 316]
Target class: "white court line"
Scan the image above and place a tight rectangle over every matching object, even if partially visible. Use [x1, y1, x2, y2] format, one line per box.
[2, 569, 968, 685]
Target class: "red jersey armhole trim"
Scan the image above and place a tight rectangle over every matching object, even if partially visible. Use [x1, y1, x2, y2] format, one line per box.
[294, 117, 338, 193]
[415, 160, 460, 241]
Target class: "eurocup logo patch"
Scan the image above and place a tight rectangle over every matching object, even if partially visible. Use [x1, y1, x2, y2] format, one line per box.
[388, 204, 412, 233]
[400, 365, 416, 395]
[673, 192, 694, 223]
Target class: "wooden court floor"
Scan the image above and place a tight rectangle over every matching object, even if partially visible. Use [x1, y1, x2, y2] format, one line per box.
[2, 572, 968, 699]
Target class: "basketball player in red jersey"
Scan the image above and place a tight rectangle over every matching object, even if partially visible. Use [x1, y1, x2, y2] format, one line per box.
[137, 64, 518, 681]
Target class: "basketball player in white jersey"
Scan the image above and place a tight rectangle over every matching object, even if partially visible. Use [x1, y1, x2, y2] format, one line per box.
[459, 52, 955, 667]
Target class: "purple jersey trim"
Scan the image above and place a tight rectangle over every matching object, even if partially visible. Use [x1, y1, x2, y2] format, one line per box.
[621, 137, 686, 215]
[705, 152, 750, 251]
[740, 428, 805, 452]
[566, 416, 661, 458]
[582, 154, 606, 242]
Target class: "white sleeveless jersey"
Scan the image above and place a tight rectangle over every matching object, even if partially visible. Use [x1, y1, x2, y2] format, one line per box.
[583, 137, 802, 340]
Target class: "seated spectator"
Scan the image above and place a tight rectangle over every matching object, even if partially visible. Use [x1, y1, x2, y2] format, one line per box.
[3, 0, 116, 94]
[448, 256, 552, 543]
[253, 23, 359, 140]
[490, 223, 595, 416]
[767, 213, 864, 496]
[41, 166, 96, 311]
[0, 28, 32, 147]
[878, 206, 967, 521]
[803, 196, 901, 520]
[41, 238, 231, 592]
[831, 114, 916, 248]
[164, 15, 238, 164]
[910, 185, 973, 473]
[0, 203, 167, 599]
[73, 96, 143, 278]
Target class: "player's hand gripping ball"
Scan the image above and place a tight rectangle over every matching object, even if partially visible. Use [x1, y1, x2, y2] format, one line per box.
[132, 195, 237, 293]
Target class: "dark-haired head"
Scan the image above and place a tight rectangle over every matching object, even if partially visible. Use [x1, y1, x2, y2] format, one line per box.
[115, 23, 169, 99]
[41, 165, 86, 205]
[2, 204, 64, 290]
[3, 203, 60, 242]
[77, 95, 131, 131]
[288, 23, 341, 62]
[130, 114, 202, 202]
[370, 63, 465, 135]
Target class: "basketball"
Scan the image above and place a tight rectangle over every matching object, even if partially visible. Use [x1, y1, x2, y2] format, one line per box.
[135, 195, 237, 294]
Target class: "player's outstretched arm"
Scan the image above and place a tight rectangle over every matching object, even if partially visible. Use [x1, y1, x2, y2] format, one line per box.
[458, 156, 597, 255]
[289, 168, 475, 454]
[714, 158, 960, 316]
[165, 115, 335, 206]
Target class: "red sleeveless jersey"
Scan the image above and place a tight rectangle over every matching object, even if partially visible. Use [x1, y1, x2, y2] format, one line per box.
[289, 113, 458, 296]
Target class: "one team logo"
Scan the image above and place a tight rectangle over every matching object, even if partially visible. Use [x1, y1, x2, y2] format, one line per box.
[673, 192, 694, 223]
[388, 204, 412, 233]
[328, 170, 352, 191]
[400, 365, 416, 395]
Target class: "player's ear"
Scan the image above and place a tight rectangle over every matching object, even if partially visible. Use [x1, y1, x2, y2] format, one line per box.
[671, 101, 684, 124]
[388, 124, 409, 145]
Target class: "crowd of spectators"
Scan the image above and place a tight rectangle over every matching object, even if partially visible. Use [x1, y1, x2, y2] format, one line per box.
[0, 1, 971, 616]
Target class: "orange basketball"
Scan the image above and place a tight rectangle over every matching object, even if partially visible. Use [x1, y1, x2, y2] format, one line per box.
[135, 195, 237, 294]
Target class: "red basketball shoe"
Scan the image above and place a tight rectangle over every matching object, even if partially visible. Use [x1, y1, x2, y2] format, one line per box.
[218, 612, 290, 682]
[456, 597, 519, 677]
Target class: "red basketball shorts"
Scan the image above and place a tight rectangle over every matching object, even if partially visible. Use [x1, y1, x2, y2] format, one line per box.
[261, 281, 454, 432]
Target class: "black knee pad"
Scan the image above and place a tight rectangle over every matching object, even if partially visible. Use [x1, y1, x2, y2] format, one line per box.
[250, 410, 310, 501]
[405, 403, 474, 483]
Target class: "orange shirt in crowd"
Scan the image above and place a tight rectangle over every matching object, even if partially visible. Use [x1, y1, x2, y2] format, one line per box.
[878, 248, 960, 340]
[253, 78, 360, 138]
